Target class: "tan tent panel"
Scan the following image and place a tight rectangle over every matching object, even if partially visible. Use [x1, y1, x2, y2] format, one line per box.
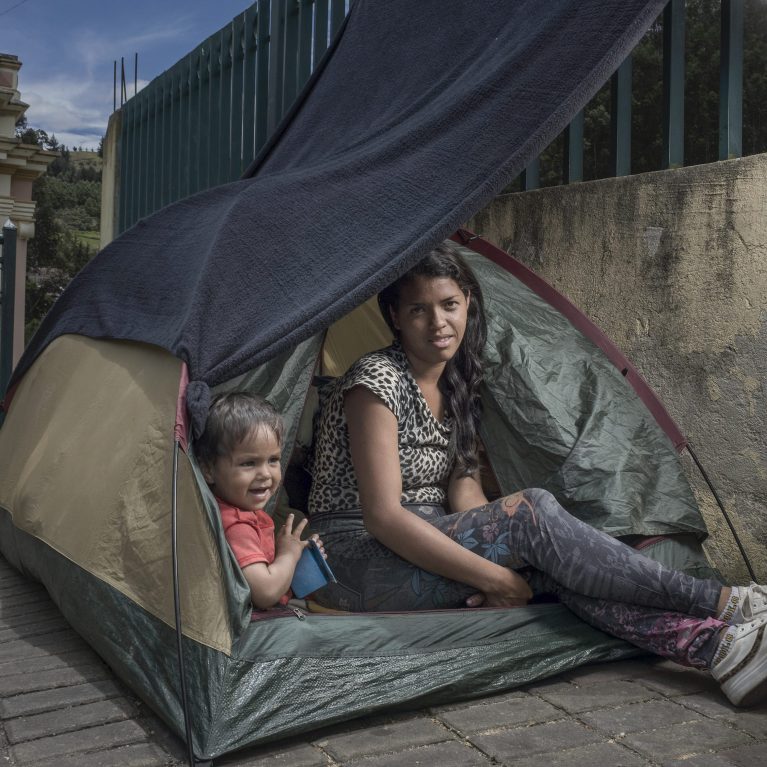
[0, 335, 232, 653]
[322, 296, 392, 377]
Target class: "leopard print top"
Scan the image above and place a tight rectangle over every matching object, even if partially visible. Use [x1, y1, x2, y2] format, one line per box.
[307, 343, 453, 517]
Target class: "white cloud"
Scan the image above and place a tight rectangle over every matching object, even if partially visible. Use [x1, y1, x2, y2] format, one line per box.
[19, 23, 189, 149]
[73, 19, 197, 77]
[13, 6, 243, 149]
[21, 77, 110, 149]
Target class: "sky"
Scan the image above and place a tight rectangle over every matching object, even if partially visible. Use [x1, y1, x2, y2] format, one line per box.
[2, 0, 255, 149]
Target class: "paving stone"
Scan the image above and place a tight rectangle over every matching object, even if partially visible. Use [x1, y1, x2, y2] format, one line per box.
[0, 615, 72, 643]
[470, 719, 604, 761]
[535, 679, 660, 713]
[621, 719, 750, 760]
[636, 661, 719, 697]
[579, 698, 703, 736]
[25, 741, 174, 767]
[0, 662, 112, 695]
[217, 742, 328, 766]
[10, 719, 151, 764]
[520, 679, 574, 695]
[345, 739, 491, 767]
[661, 754, 739, 767]
[429, 689, 528, 713]
[436, 695, 563, 733]
[0, 649, 98, 680]
[675, 694, 767, 739]
[0, 591, 51, 609]
[562, 658, 657, 685]
[0, 607, 67, 631]
[314, 717, 451, 761]
[722, 710, 767, 741]
[0, 678, 124, 718]
[717, 742, 767, 767]
[508, 740, 651, 767]
[0, 600, 61, 620]
[0, 631, 84, 663]
[133, 711, 188, 762]
[5, 696, 139, 743]
[0, 583, 46, 598]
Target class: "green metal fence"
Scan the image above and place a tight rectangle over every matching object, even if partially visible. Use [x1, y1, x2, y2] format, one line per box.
[117, 0, 349, 233]
[522, 0, 747, 190]
[115, 0, 752, 232]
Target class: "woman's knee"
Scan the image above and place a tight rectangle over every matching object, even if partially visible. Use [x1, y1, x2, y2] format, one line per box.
[500, 488, 562, 517]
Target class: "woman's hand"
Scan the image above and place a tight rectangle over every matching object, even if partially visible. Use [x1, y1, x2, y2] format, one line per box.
[465, 568, 532, 608]
[481, 567, 532, 607]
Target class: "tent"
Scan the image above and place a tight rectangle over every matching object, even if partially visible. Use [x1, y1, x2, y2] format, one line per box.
[0, 0, 718, 760]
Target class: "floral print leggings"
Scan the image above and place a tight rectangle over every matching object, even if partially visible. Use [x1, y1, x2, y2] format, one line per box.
[312, 488, 726, 669]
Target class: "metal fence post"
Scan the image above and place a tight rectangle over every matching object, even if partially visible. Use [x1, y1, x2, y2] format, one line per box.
[611, 55, 633, 177]
[662, 0, 685, 169]
[521, 158, 540, 191]
[563, 110, 584, 183]
[0, 219, 18, 402]
[720, 0, 744, 160]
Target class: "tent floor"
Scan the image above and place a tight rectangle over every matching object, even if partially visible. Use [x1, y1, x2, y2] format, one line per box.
[2, 554, 766, 767]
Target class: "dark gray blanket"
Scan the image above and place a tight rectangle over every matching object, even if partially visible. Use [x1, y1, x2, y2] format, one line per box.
[12, 0, 667, 435]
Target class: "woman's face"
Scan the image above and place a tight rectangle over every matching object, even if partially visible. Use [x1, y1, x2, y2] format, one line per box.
[390, 275, 469, 370]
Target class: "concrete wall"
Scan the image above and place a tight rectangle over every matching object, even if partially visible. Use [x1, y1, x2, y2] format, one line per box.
[99, 110, 120, 249]
[471, 154, 767, 582]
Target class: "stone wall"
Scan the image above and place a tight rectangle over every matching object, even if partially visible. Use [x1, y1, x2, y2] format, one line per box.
[471, 154, 767, 582]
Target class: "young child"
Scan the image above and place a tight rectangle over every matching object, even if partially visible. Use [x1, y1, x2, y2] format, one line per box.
[196, 391, 325, 609]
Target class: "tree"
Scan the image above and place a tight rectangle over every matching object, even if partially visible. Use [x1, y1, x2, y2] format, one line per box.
[15, 116, 50, 148]
[24, 126, 102, 342]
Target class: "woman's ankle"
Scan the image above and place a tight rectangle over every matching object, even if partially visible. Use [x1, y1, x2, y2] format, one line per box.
[716, 587, 737, 622]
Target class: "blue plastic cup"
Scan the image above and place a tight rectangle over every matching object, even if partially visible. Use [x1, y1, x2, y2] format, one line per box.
[290, 539, 336, 598]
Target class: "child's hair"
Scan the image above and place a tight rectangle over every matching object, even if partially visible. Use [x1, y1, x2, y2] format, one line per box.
[195, 392, 284, 469]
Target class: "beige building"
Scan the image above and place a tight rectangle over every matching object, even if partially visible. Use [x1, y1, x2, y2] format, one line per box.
[0, 53, 55, 367]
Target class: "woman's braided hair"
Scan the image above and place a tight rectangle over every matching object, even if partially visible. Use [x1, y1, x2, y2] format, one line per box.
[377, 241, 487, 476]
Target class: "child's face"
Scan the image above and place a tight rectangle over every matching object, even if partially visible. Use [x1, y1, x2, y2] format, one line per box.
[203, 426, 282, 511]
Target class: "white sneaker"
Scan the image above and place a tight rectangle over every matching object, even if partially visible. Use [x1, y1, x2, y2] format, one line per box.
[740, 583, 767, 622]
[719, 583, 767, 624]
[711, 613, 767, 707]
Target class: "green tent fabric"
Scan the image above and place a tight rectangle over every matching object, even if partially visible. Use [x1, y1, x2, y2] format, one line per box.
[0, 241, 716, 759]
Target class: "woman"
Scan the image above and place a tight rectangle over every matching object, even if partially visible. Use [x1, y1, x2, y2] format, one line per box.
[308, 240, 767, 707]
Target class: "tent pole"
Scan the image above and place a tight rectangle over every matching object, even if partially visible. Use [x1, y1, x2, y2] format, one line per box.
[686, 443, 757, 582]
[171, 438, 203, 767]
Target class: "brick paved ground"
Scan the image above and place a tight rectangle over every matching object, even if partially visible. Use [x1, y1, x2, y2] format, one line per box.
[2, 554, 766, 766]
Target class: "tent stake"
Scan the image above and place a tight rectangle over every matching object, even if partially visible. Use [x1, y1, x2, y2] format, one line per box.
[686, 443, 757, 582]
[172, 438, 201, 767]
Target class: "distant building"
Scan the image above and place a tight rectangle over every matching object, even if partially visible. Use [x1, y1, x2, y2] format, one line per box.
[0, 52, 55, 367]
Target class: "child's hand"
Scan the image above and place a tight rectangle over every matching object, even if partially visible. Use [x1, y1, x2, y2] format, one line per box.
[310, 534, 328, 560]
[276, 513, 309, 561]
